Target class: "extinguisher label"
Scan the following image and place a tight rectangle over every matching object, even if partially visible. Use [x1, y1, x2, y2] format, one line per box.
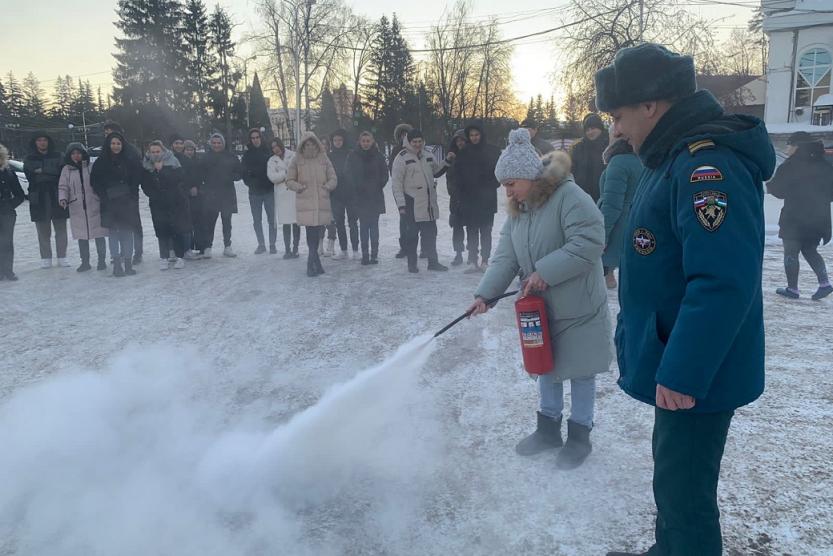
[519, 311, 545, 348]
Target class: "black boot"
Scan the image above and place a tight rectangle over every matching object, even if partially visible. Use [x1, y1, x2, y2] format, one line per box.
[515, 412, 563, 456]
[97, 259, 107, 271]
[307, 258, 318, 277]
[361, 253, 371, 266]
[812, 284, 833, 301]
[77, 260, 92, 272]
[451, 252, 464, 266]
[132, 253, 142, 266]
[427, 260, 449, 272]
[407, 253, 419, 273]
[124, 259, 137, 276]
[396, 250, 407, 259]
[113, 257, 125, 278]
[556, 420, 592, 470]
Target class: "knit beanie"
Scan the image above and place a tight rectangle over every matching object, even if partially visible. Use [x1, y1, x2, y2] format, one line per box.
[209, 132, 226, 148]
[183, 139, 197, 150]
[595, 43, 696, 112]
[494, 128, 544, 183]
[583, 113, 605, 132]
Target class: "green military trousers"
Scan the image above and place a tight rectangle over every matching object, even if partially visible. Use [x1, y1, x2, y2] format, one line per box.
[649, 407, 734, 556]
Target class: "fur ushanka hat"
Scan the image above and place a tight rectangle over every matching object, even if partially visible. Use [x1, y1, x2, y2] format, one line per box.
[594, 43, 697, 112]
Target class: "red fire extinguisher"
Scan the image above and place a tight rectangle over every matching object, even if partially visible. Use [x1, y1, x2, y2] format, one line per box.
[515, 295, 554, 375]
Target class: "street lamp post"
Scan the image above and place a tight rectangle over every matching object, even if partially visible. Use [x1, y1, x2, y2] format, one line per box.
[293, 0, 316, 149]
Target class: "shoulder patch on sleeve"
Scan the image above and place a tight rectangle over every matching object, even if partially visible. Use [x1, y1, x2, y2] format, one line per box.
[693, 190, 727, 231]
[398, 150, 408, 157]
[688, 139, 715, 155]
[405, 159, 417, 165]
[690, 165, 723, 183]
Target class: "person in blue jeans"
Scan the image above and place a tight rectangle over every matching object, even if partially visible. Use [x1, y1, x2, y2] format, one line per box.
[242, 128, 278, 254]
[470, 130, 611, 471]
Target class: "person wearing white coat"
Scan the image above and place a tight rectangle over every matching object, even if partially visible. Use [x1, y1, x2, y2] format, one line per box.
[267, 138, 300, 259]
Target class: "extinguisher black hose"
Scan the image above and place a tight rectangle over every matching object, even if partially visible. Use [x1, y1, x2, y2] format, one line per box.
[433, 290, 520, 338]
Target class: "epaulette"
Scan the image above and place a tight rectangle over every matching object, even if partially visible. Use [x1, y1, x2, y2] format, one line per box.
[398, 150, 408, 157]
[688, 139, 715, 155]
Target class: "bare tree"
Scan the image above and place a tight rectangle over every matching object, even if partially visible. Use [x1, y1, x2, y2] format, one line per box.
[718, 28, 764, 77]
[253, 0, 357, 141]
[424, 1, 518, 129]
[560, 0, 721, 116]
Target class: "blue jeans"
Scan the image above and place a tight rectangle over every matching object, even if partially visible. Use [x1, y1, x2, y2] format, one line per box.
[539, 374, 596, 428]
[359, 214, 380, 258]
[109, 229, 134, 261]
[250, 191, 277, 247]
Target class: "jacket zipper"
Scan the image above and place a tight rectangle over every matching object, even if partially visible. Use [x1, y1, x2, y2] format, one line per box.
[79, 165, 90, 239]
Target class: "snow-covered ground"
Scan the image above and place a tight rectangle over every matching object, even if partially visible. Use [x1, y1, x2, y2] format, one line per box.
[0, 178, 831, 556]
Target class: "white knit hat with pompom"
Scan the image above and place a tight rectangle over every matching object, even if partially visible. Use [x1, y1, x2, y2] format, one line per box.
[494, 128, 544, 183]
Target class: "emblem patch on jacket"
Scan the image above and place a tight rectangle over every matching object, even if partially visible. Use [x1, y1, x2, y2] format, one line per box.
[633, 228, 656, 256]
[690, 165, 723, 183]
[693, 190, 728, 232]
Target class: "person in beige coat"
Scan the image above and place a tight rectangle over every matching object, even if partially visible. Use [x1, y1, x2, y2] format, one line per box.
[391, 128, 454, 273]
[470, 129, 611, 470]
[286, 132, 337, 277]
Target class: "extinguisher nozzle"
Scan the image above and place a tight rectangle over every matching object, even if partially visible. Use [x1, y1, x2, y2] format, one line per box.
[433, 290, 519, 338]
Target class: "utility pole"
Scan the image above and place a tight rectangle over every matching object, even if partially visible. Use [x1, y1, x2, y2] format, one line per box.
[639, 0, 645, 42]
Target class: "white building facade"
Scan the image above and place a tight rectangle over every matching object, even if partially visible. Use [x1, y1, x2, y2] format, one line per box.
[764, 0, 833, 128]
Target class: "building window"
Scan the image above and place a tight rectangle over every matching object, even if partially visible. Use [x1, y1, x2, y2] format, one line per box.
[795, 48, 832, 109]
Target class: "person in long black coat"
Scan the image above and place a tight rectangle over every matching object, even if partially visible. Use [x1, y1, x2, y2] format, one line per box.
[142, 140, 191, 269]
[0, 143, 26, 280]
[344, 131, 388, 265]
[172, 139, 203, 258]
[452, 122, 501, 272]
[23, 133, 70, 267]
[768, 132, 833, 301]
[570, 113, 609, 202]
[200, 132, 242, 258]
[90, 132, 143, 277]
[435, 130, 467, 265]
[103, 121, 144, 264]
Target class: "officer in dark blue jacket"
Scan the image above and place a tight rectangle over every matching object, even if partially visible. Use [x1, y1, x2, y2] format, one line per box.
[596, 44, 776, 556]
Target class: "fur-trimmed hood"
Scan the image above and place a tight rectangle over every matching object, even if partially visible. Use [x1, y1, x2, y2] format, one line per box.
[508, 150, 573, 217]
[63, 142, 90, 165]
[298, 132, 326, 159]
[394, 123, 413, 146]
[142, 147, 182, 171]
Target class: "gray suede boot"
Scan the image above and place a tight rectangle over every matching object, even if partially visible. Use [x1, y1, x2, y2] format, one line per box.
[515, 412, 563, 456]
[556, 420, 593, 470]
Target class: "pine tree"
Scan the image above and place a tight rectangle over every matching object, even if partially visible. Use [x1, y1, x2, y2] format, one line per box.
[181, 0, 217, 127]
[52, 75, 73, 119]
[113, 0, 187, 108]
[0, 77, 7, 117]
[534, 94, 545, 124]
[72, 79, 96, 118]
[4, 72, 24, 119]
[248, 73, 272, 137]
[21, 72, 47, 119]
[525, 97, 535, 122]
[363, 15, 414, 144]
[97, 87, 106, 116]
[315, 88, 339, 136]
[209, 4, 238, 139]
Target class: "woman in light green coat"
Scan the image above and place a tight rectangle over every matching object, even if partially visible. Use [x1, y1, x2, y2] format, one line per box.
[470, 129, 612, 470]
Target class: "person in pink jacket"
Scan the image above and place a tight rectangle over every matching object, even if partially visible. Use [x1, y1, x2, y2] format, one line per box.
[58, 143, 108, 272]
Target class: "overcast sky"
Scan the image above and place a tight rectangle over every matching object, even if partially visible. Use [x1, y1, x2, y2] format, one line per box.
[1, 0, 752, 105]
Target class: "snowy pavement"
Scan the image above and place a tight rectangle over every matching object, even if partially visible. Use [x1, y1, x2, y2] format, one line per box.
[0, 179, 831, 555]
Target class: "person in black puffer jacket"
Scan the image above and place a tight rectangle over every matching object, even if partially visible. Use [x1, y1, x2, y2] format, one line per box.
[570, 113, 609, 202]
[326, 129, 358, 259]
[142, 140, 191, 270]
[90, 132, 143, 277]
[23, 133, 70, 268]
[0, 143, 26, 280]
[242, 128, 277, 254]
[453, 121, 501, 272]
[345, 131, 389, 264]
[200, 132, 242, 259]
[172, 138, 203, 258]
[435, 129, 467, 265]
[768, 132, 833, 301]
